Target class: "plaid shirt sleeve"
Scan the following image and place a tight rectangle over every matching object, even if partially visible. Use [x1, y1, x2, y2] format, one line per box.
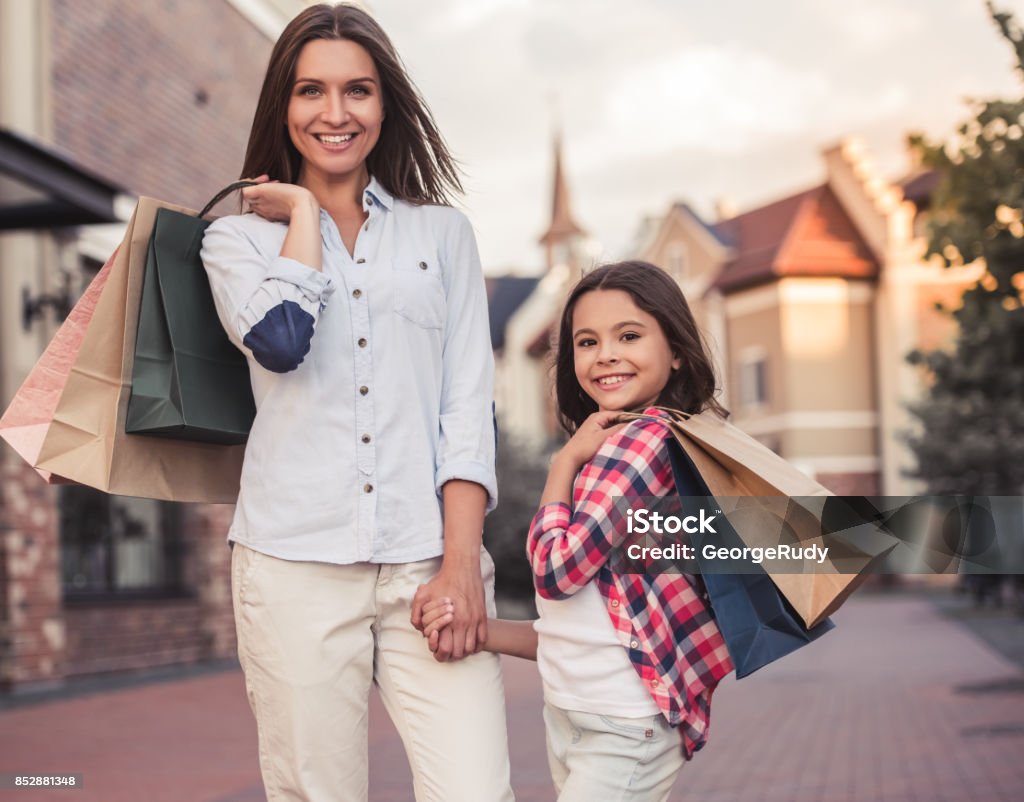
[527, 418, 672, 600]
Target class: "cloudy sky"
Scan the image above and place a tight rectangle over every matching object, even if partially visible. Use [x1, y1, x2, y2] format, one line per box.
[362, 0, 1024, 275]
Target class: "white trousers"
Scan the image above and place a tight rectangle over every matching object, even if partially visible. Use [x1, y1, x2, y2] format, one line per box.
[231, 543, 515, 802]
[543, 704, 683, 802]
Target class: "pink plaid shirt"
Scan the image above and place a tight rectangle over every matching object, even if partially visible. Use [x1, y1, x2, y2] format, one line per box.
[527, 408, 734, 758]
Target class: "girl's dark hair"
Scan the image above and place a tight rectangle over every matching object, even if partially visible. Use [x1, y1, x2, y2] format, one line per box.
[240, 3, 462, 205]
[555, 260, 729, 433]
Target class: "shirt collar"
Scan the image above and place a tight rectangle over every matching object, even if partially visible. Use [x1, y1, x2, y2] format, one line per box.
[363, 175, 394, 211]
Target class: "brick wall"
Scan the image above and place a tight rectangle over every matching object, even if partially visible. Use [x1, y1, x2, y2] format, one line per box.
[64, 601, 209, 676]
[0, 456, 64, 690]
[51, 0, 274, 210]
[1, 452, 239, 687]
[2, 0, 271, 692]
[190, 503, 237, 658]
[59, 501, 237, 679]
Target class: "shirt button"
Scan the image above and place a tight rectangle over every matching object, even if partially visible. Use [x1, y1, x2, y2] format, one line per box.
[630, 639, 639, 649]
[610, 599, 620, 608]
[651, 679, 660, 687]
[352, 289, 362, 298]
[361, 434, 371, 444]
[418, 261, 428, 270]
[359, 385, 369, 395]
[366, 196, 374, 206]
[363, 483, 374, 493]
[356, 258, 366, 264]
[358, 338, 367, 348]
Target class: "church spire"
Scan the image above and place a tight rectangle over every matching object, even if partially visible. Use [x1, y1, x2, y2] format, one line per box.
[538, 130, 586, 271]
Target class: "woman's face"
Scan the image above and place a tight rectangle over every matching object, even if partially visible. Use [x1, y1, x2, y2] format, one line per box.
[287, 38, 384, 186]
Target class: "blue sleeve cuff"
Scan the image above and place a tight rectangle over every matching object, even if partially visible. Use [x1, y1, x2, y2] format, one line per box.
[242, 300, 315, 373]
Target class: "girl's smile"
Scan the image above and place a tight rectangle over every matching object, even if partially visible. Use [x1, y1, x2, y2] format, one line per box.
[572, 289, 681, 413]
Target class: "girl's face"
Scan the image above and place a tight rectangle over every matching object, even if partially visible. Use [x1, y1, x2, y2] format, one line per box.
[287, 39, 384, 186]
[571, 289, 681, 413]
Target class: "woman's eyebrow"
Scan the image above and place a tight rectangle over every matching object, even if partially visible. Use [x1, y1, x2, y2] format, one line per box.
[293, 76, 378, 85]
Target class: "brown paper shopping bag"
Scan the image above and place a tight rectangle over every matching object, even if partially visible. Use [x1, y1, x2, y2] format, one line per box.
[30, 197, 245, 502]
[0, 251, 115, 482]
[635, 408, 893, 629]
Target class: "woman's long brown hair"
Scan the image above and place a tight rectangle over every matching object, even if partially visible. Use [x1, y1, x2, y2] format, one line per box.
[240, 3, 462, 205]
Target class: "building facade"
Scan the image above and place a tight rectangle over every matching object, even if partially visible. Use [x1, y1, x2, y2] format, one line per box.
[636, 139, 981, 495]
[0, 0, 303, 695]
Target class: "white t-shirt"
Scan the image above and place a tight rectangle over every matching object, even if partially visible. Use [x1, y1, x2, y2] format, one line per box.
[534, 582, 659, 717]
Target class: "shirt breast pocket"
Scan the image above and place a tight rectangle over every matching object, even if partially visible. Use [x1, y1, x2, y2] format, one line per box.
[393, 259, 446, 330]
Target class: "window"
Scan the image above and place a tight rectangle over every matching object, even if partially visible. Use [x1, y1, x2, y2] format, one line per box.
[738, 352, 769, 408]
[60, 487, 186, 600]
[667, 242, 689, 279]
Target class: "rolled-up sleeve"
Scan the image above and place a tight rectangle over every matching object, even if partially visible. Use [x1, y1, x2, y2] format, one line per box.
[201, 216, 335, 373]
[433, 211, 498, 511]
[527, 420, 672, 599]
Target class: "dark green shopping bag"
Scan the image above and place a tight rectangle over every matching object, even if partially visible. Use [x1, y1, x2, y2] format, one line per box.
[126, 182, 257, 445]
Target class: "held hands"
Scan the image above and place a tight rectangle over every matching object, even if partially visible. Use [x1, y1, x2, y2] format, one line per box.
[554, 410, 627, 471]
[241, 175, 319, 223]
[410, 561, 488, 663]
[416, 596, 455, 654]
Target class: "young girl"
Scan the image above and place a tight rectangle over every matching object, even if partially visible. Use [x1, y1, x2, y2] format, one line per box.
[200, 5, 512, 801]
[417, 261, 735, 800]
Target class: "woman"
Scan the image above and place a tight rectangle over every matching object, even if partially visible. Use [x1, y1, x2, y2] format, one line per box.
[200, 5, 513, 801]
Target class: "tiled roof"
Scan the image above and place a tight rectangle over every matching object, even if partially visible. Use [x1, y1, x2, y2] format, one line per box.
[671, 202, 735, 247]
[712, 184, 878, 293]
[486, 275, 541, 350]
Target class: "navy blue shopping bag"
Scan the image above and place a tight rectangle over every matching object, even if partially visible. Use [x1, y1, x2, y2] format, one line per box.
[665, 439, 834, 678]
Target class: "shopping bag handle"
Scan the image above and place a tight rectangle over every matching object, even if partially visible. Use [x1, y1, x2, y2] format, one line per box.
[197, 181, 261, 219]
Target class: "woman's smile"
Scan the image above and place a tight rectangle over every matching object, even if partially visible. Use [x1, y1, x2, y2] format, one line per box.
[311, 131, 360, 152]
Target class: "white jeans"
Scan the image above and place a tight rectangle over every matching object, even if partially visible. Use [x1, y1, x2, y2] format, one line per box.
[231, 543, 514, 802]
[543, 703, 683, 802]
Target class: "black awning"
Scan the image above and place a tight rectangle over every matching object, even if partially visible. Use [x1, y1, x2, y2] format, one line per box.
[0, 128, 128, 231]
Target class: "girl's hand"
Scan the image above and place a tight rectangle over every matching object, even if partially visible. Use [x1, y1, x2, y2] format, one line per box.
[241, 176, 319, 223]
[418, 596, 455, 640]
[411, 586, 460, 657]
[556, 410, 627, 471]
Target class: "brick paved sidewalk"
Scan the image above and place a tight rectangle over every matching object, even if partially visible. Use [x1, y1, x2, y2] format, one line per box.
[1, 593, 1022, 802]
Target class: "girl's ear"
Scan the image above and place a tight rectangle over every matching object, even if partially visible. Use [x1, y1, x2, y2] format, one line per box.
[671, 352, 682, 372]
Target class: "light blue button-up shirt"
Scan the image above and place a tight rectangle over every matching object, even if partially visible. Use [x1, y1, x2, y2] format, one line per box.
[200, 177, 497, 564]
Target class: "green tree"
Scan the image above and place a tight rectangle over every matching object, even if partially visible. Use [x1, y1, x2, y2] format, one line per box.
[905, 2, 1024, 495]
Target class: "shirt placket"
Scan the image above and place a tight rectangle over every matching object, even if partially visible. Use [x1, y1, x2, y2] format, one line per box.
[350, 191, 383, 560]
